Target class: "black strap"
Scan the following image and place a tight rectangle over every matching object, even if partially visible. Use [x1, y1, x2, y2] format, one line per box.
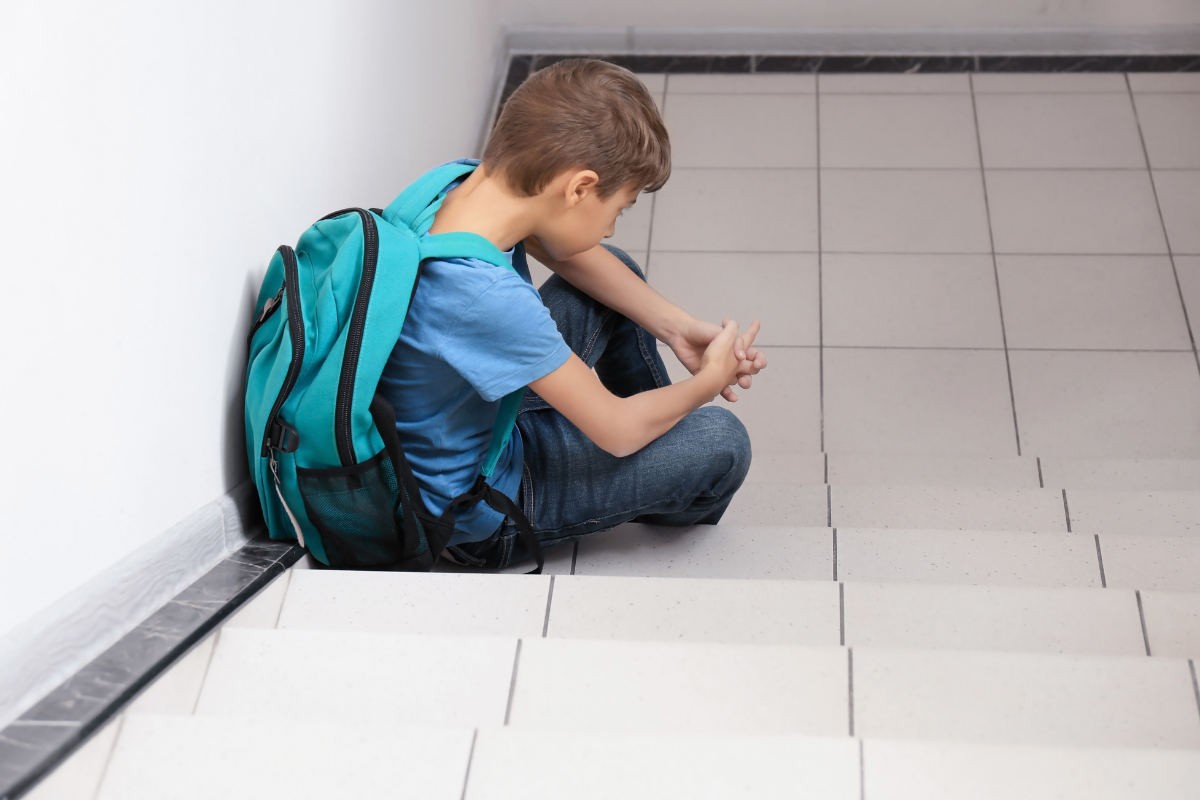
[369, 393, 437, 565]
[440, 474, 544, 574]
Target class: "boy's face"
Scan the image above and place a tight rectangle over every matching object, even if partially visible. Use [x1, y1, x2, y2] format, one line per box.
[534, 173, 641, 261]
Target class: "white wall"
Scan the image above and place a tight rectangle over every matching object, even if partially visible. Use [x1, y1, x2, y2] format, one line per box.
[499, 0, 1200, 31]
[0, 0, 504, 640]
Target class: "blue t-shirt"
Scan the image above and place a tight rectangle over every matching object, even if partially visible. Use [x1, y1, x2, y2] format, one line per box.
[377, 190, 570, 544]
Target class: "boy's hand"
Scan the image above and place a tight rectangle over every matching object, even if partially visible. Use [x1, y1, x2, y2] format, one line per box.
[669, 317, 767, 402]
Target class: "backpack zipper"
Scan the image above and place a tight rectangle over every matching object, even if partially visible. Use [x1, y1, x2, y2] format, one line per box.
[247, 282, 285, 346]
[325, 208, 379, 466]
[260, 245, 304, 458]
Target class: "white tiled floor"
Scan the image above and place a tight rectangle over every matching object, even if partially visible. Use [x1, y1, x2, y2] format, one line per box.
[57, 68, 1200, 800]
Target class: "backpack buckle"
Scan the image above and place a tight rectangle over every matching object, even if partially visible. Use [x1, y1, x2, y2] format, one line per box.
[267, 420, 300, 453]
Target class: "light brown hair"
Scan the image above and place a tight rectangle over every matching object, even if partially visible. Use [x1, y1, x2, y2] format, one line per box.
[483, 59, 671, 199]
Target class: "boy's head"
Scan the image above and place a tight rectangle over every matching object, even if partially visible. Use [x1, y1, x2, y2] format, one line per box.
[483, 59, 671, 258]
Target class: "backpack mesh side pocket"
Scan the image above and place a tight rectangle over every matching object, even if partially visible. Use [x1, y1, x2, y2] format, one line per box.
[296, 450, 426, 569]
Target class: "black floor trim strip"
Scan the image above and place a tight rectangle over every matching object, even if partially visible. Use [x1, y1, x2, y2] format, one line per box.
[0, 536, 304, 800]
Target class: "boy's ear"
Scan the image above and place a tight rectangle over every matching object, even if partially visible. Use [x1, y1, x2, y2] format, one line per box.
[563, 169, 601, 208]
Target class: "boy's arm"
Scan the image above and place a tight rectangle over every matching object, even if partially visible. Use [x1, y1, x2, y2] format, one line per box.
[526, 239, 767, 401]
[530, 320, 750, 458]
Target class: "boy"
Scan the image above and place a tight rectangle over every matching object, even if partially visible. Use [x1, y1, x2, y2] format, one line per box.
[379, 59, 767, 569]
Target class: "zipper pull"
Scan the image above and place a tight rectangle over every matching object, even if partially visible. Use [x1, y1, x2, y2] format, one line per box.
[255, 283, 285, 326]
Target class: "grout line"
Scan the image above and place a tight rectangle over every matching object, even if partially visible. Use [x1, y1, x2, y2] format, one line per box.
[816, 74, 826, 453]
[1125, 73, 1200, 381]
[542, 575, 556, 638]
[459, 728, 479, 800]
[504, 640, 522, 725]
[824, 452, 830, 484]
[839, 582, 846, 646]
[189, 632, 221, 715]
[1036, 456, 1044, 488]
[827, 484, 833, 528]
[270, 570, 293, 629]
[1190, 660, 1200, 727]
[847, 648, 855, 736]
[1095, 534, 1108, 588]
[969, 72, 1022, 457]
[570, 541, 578, 575]
[832, 528, 838, 581]
[725, 344, 1200, 353]
[858, 738, 866, 800]
[1136, 589, 1152, 656]
[1062, 489, 1073, 532]
[88, 714, 126, 800]
[650, 249, 1181, 257]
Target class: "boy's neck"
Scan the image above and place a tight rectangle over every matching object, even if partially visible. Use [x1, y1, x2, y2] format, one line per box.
[427, 166, 538, 252]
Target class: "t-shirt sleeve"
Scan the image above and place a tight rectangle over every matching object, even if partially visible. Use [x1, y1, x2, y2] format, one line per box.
[439, 271, 571, 402]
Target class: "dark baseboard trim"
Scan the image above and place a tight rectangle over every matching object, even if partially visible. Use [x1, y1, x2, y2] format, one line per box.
[498, 53, 1200, 114]
[0, 537, 305, 800]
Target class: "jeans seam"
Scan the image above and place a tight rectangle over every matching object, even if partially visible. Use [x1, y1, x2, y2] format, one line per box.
[635, 327, 668, 388]
[579, 307, 615, 365]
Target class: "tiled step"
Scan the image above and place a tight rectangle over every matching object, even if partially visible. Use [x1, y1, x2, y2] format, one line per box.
[91, 717, 1200, 800]
[275, 570, 1200, 659]
[745, 453, 1200, 491]
[193, 629, 1200, 749]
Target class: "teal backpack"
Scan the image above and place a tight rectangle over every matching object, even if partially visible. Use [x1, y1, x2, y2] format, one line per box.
[244, 160, 544, 572]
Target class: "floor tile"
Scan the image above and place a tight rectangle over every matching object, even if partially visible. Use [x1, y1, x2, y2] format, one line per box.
[1154, 170, 1200, 254]
[987, 170, 1168, 254]
[126, 635, 215, 715]
[668, 73, 815, 93]
[195, 629, 515, 726]
[649, 252, 819, 346]
[821, 169, 991, 253]
[823, 349, 1018, 456]
[634, 73, 665, 107]
[1133, 93, 1200, 168]
[843, 582, 1145, 655]
[837, 528, 1100, 588]
[819, 73, 970, 93]
[1101, 534, 1200, 592]
[223, 570, 289, 628]
[721, 483, 829, 526]
[997, 255, 1192, 350]
[832, 485, 1067, 531]
[1130, 73, 1200, 92]
[509, 638, 849, 735]
[24, 716, 122, 800]
[1067, 489, 1200, 536]
[853, 646, 1200, 748]
[827, 454, 1039, 488]
[1010, 351, 1200, 458]
[1177, 255, 1200, 321]
[822, 254, 1004, 348]
[574, 523, 833, 581]
[667, 93, 816, 168]
[97, 715, 472, 800]
[745, 452, 826, 484]
[975, 93, 1145, 168]
[1040, 457, 1200, 491]
[546, 575, 840, 645]
[605, 191, 654, 252]
[720, 346, 822, 453]
[864, 738, 1200, 800]
[819, 94, 980, 168]
[652, 168, 818, 252]
[277, 571, 551, 637]
[1141, 590, 1200, 659]
[972, 72, 1130, 93]
[467, 727, 859, 800]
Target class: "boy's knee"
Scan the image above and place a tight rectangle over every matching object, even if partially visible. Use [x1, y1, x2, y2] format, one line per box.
[600, 244, 647, 282]
[692, 406, 752, 485]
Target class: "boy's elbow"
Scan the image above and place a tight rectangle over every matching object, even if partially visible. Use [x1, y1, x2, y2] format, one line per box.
[591, 420, 644, 459]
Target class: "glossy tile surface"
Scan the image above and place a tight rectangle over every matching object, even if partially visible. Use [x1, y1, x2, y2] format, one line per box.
[826, 455, 1039, 488]
[819, 94, 980, 168]
[1067, 489, 1200, 536]
[1101, 534, 1200, 592]
[832, 486, 1068, 531]
[1140, 590, 1200, 659]
[667, 93, 816, 168]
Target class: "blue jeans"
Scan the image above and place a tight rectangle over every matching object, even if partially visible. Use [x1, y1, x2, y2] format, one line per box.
[446, 246, 752, 569]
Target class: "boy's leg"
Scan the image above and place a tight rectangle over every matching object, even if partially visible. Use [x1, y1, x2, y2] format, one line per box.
[454, 246, 751, 569]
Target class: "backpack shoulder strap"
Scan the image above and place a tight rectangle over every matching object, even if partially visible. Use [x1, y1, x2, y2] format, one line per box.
[383, 161, 478, 233]
[418, 231, 512, 271]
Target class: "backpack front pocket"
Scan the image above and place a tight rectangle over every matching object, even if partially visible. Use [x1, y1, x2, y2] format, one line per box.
[296, 450, 425, 569]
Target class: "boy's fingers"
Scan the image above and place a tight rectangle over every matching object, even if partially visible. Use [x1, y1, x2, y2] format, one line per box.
[741, 320, 761, 349]
[721, 386, 739, 402]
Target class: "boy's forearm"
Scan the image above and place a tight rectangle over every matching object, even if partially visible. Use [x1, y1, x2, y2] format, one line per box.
[608, 374, 723, 457]
[528, 240, 692, 345]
